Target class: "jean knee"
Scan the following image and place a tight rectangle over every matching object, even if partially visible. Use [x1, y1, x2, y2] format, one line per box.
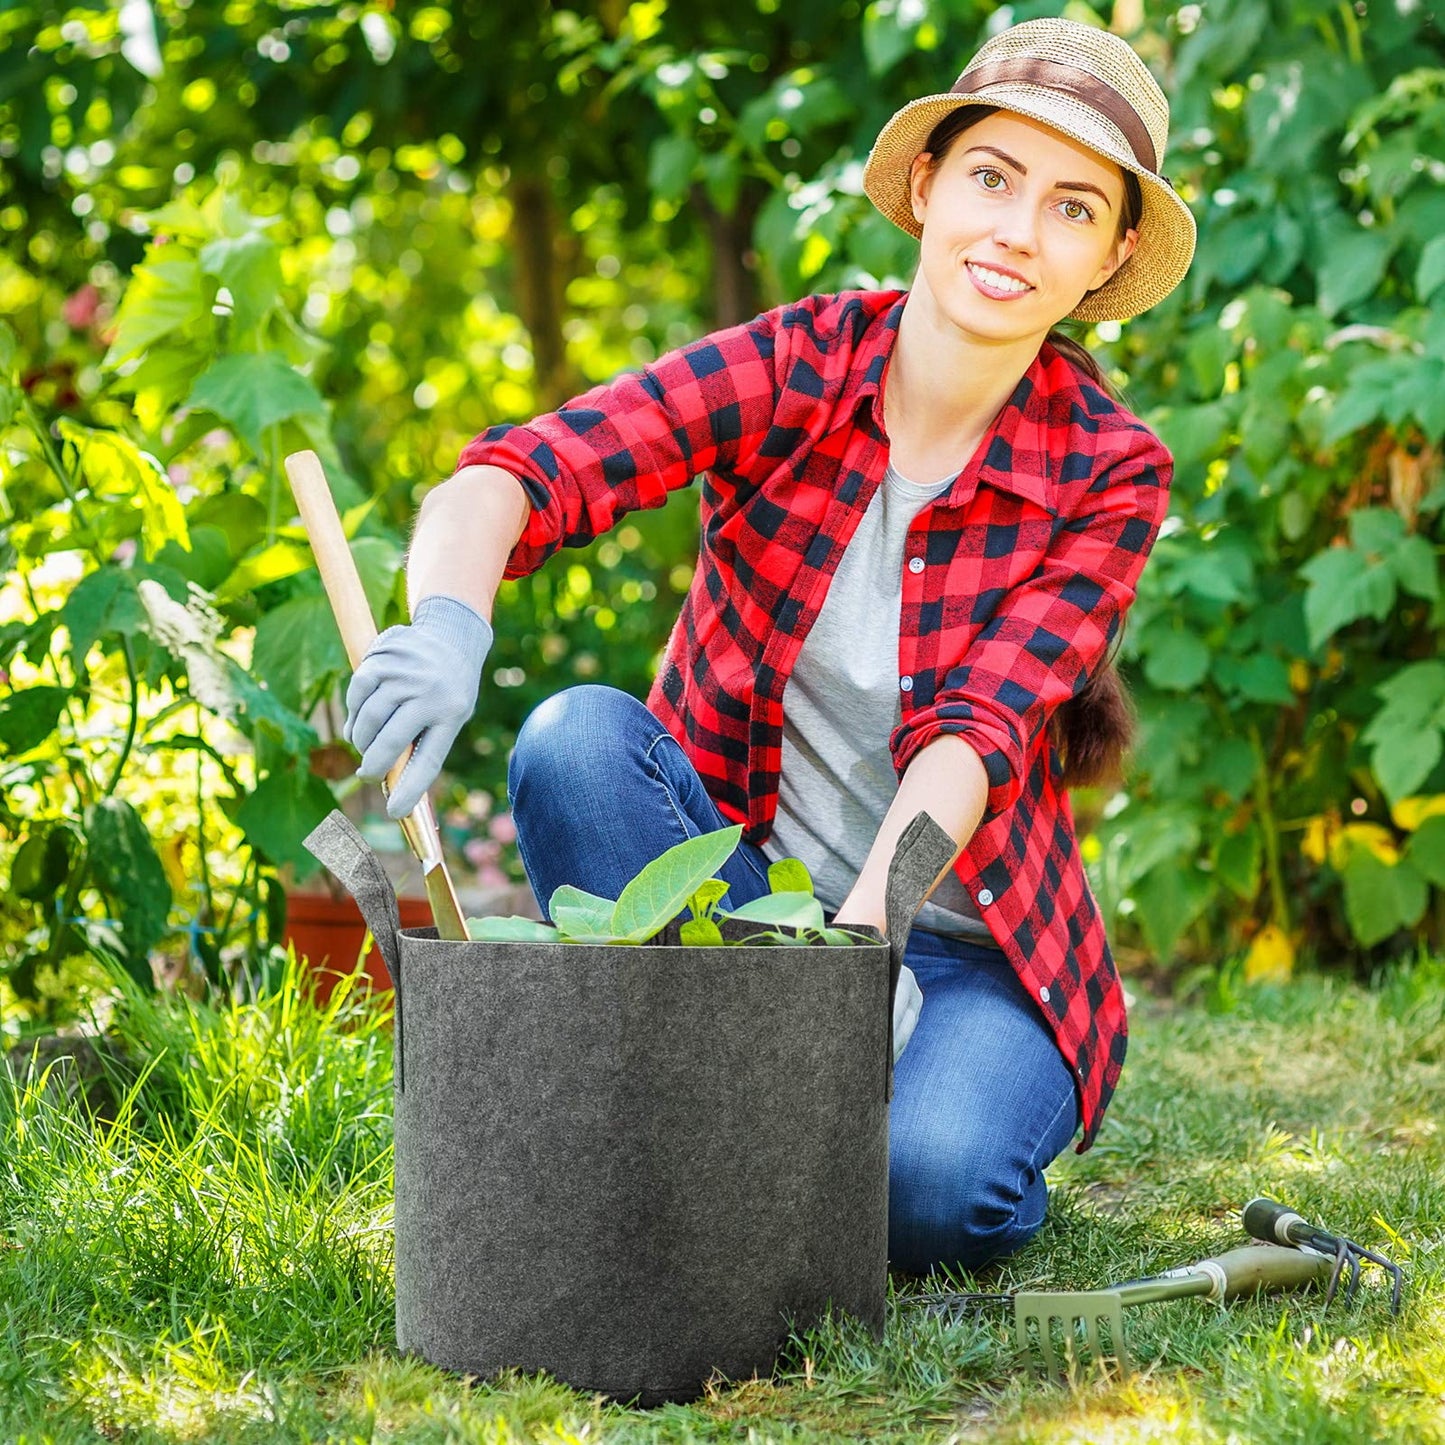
[509, 685, 633, 802]
[889, 1150, 1046, 1275]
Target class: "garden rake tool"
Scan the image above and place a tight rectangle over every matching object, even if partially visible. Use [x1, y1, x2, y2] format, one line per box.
[284, 449, 467, 941]
[919, 1243, 1334, 1385]
[1244, 1195, 1405, 1316]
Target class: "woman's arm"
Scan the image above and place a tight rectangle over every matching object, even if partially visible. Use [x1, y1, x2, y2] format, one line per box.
[405, 464, 531, 620]
[833, 734, 988, 934]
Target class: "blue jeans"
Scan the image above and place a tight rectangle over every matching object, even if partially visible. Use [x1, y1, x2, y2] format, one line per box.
[507, 685, 1082, 1275]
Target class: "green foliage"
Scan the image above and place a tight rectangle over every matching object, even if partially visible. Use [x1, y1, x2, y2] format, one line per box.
[5, 0, 1445, 1001]
[0, 187, 400, 1014]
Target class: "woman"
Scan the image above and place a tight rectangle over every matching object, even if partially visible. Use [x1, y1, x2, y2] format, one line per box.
[344, 17, 1196, 1275]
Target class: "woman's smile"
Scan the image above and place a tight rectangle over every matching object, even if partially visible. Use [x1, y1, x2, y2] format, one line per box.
[965, 261, 1034, 298]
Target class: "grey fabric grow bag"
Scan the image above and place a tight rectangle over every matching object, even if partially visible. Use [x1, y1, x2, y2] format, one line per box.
[305, 808, 957, 1405]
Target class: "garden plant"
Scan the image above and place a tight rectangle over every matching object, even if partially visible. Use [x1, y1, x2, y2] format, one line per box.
[1, 0, 1443, 1438]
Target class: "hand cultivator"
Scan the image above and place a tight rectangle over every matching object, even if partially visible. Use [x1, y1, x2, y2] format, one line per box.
[916, 1196, 1406, 1385]
[1242, 1196, 1405, 1317]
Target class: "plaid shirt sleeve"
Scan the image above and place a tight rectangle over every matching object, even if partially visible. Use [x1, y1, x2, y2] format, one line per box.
[455, 311, 783, 578]
[893, 424, 1172, 817]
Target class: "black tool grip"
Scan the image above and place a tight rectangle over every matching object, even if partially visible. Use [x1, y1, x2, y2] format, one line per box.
[1243, 1196, 1302, 1245]
[1243, 1196, 1339, 1252]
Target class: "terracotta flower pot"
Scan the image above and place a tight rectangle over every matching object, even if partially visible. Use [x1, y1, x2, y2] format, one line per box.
[283, 890, 437, 1005]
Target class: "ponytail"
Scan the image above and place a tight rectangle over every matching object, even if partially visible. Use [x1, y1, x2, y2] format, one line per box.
[1044, 327, 1137, 791]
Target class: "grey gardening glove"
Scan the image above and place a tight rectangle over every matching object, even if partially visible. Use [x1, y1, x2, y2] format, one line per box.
[344, 594, 493, 820]
[893, 964, 923, 1063]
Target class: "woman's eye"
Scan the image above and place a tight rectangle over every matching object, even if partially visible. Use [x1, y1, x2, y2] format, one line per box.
[1060, 198, 1094, 222]
[975, 168, 1005, 190]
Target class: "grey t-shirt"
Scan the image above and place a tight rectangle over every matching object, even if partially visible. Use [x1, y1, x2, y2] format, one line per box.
[763, 461, 1001, 947]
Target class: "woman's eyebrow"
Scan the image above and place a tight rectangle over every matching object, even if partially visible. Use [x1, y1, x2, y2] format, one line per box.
[963, 145, 1115, 210]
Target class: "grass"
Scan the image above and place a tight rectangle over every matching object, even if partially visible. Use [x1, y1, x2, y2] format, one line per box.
[1, 950, 1442, 1444]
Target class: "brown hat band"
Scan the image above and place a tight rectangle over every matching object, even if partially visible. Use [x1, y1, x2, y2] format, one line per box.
[951, 57, 1158, 173]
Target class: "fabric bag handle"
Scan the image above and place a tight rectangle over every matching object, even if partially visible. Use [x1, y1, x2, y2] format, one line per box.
[304, 809, 408, 1087]
[882, 811, 960, 1101]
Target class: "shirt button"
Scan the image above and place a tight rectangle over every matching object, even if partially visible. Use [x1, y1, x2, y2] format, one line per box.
[977, 888, 994, 906]
[908, 556, 925, 574]
[900, 675, 913, 693]
[1039, 985, 1051, 1004]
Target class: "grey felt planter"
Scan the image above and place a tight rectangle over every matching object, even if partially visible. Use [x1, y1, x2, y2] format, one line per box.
[305, 809, 956, 1406]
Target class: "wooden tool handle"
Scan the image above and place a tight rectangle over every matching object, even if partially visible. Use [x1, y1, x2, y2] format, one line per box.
[284, 449, 412, 798]
[284, 449, 379, 669]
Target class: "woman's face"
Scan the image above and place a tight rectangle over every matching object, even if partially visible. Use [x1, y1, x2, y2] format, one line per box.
[907, 110, 1139, 345]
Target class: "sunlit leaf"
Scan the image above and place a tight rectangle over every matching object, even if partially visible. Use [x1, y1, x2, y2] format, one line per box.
[103, 253, 207, 367]
[610, 825, 743, 943]
[723, 890, 825, 929]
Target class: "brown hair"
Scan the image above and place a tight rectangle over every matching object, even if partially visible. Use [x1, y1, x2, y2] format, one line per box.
[919, 106, 1143, 790]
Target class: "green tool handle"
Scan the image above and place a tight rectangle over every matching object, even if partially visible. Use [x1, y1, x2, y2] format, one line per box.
[1113, 1244, 1333, 1308]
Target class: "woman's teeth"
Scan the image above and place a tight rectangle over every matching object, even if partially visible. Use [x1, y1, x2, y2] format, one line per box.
[968, 263, 1031, 293]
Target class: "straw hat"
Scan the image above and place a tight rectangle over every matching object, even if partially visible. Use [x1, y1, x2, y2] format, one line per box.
[862, 17, 1196, 322]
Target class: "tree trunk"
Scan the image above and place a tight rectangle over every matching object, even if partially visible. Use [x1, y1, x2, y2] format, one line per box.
[697, 183, 763, 329]
[507, 172, 578, 410]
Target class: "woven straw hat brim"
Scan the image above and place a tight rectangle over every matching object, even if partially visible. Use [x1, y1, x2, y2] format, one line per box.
[862, 92, 1197, 323]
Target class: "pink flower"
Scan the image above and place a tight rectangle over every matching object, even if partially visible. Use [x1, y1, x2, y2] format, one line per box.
[463, 837, 500, 869]
[475, 863, 509, 891]
[63, 285, 101, 330]
[488, 812, 517, 845]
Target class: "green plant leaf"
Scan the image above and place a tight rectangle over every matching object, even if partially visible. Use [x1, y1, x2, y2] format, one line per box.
[679, 917, 725, 946]
[767, 856, 813, 895]
[84, 796, 173, 965]
[1390, 535, 1440, 602]
[465, 915, 558, 942]
[199, 231, 283, 338]
[548, 884, 618, 940]
[1213, 825, 1262, 900]
[351, 535, 404, 623]
[1316, 228, 1395, 318]
[862, 0, 923, 76]
[723, 891, 826, 929]
[102, 252, 207, 367]
[185, 354, 325, 457]
[687, 878, 729, 920]
[11, 824, 78, 902]
[234, 768, 336, 876]
[1340, 849, 1428, 947]
[137, 579, 316, 753]
[1362, 662, 1445, 804]
[609, 825, 743, 943]
[0, 685, 71, 755]
[1417, 234, 1445, 301]
[1300, 545, 1395, 650]
[250, 594, 347, 712]
[1131, 860, 1215, 962]
[57, 420, 190, 558]
[647, 134, 699, 203]
[214, 541, 315, 602]
[1404, 817, 1445, 888]
[62, 567, 148, 661]
[1142, 630, 1211, 691]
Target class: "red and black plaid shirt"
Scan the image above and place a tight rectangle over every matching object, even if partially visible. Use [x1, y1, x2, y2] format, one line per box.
[458, 289, 1172, 1151]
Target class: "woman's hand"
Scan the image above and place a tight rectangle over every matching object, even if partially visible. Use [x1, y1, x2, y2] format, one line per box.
[345, 595, 493, 819]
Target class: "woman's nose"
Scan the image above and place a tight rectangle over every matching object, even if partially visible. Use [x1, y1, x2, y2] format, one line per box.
[991, 200, 1040, 254]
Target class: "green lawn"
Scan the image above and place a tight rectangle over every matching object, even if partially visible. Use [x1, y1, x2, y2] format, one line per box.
[2, 953, 1441, 1444]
